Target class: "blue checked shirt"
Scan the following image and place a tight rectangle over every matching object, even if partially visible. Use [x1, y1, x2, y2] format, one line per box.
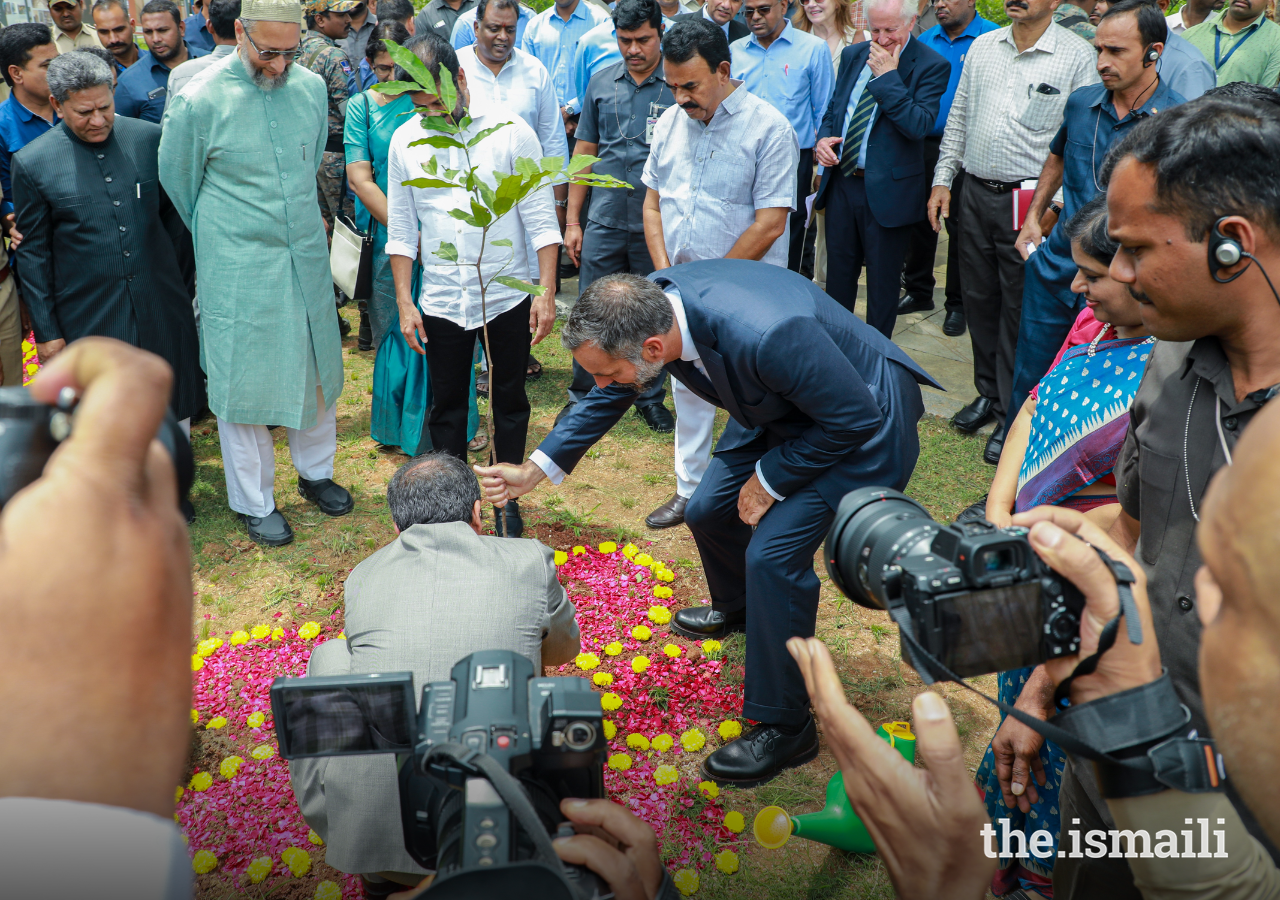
[729, 20, 834, 149]
[520, 0, 609, 111]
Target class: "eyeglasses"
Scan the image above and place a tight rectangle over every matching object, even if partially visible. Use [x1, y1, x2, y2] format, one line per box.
[742, 3, 776, 16]
[242, 29, 303, 61]
[373, 63, 395, 79]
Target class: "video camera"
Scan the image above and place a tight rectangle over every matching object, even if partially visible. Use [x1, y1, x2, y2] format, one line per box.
[823, 487, 1086, 680]
[271, 650, 612, 899]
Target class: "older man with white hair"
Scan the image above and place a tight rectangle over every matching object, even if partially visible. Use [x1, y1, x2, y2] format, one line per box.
[813, 0, 949, 337]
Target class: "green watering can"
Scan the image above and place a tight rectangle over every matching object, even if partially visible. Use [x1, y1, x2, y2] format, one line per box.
[752, 722, 916, 854]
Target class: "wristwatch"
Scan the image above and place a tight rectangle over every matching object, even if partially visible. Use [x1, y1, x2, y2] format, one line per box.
[555, 200, 568, 208]
[1048, 202, 1063, 216]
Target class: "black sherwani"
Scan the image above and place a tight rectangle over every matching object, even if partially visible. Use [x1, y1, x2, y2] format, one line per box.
[13, 116, 204, 419]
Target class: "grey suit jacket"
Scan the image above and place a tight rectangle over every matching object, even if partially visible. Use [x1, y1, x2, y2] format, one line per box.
[289, 521, 580, 876]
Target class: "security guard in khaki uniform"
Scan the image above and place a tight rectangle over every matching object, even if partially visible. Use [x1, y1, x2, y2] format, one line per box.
[299, 0, 359, 236]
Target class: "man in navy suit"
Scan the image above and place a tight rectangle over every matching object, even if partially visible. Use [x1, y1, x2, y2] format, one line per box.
[813, 0, 949, 338]
[475, 260, 939, 785]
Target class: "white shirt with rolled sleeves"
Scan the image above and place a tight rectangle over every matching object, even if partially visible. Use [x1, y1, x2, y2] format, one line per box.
[640, 82, 799, 268]
[456, 46, 569, 165]
[933, 23, 1099, 187]
[384, 102, 562, 328]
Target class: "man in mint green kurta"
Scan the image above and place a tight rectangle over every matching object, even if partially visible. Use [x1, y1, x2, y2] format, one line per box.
[159, 0, 352, 546]
[1183, 0, 1280, 86]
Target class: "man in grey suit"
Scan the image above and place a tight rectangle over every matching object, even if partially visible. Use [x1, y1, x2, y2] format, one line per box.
[288, 452, 580, 894]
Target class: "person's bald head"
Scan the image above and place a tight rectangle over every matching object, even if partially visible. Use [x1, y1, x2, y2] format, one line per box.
[1196, 398, 1280, 843]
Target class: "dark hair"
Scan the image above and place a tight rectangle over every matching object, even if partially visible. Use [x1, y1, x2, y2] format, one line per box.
[140, 0, 182, 25]
[1097, 0, 1167, 50]
[387, 452, 482, 530]
[366, 19, 410, 62]
[613, 0, 662, 33]
[206, 0, 241, 39]
[0, 23, 53, 88]
[397, 31, 460, 89]
[661, 17, 730, 70]
[1101, 97, 1280, 241]
[1203, 79, 1280, 108]
[378, 0, 414, 25]
[562, 273, 675, 359]
[90, 0, 129, 20]
[1064, 195, 1120, 263]
[477, 0, 520, 24]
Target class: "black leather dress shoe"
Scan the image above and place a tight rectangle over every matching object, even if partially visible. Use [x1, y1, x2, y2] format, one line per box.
[897, 293, 935, 315]
[951, 396, 995, 434]
[181, 498, 196, 525]
[240, 510, 294, 547]
[555, 401, 576, 426]
[645, 493, 688, 529]
[494, 499, 524, 538]
[984, 422, 1007, 466]
[700, 717, 820, 787]
[671, 606, 746, 640]
[942, 309, 967, 337]
[297, 477, 354, 516]
[635, 403, 675, 433]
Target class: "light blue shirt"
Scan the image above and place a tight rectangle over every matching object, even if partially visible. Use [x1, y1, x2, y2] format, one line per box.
[520, 0, 610, 110]
[729, 20, 834, 150]
[450, 3, 534, 51]
[572, 15, 676, 114]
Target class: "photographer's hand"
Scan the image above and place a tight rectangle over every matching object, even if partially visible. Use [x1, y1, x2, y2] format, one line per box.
[1013, 507, 1162, 705]
[553, 798, 665, 900]
[788, 637, 994, 900]
[0, 338, 191, 817]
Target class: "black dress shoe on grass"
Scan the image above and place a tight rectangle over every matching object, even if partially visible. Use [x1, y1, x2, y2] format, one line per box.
[645, 493, 688, 529]
[636, 403, 675, 433]
[897, 294, 935, 315]
[700, 717, 820, 787]
[298, 477, 354, 516]
[984, 422, 1007, 466]
[240, 510, 294, 547]
[671, 606, 746, 640]
[942, 309, 967, 337]
[494, 499, 523, 538]
[952, 396, 995, 433]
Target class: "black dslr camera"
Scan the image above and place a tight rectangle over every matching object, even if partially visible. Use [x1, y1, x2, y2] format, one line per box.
[824, 487, 1085, 680]
[272, 650, 611, 900]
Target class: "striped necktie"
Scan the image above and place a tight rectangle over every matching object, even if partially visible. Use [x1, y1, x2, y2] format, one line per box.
[840, 85, 877, 178]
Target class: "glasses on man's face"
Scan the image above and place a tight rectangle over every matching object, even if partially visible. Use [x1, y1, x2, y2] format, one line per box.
[243, 29, 303, 61]
[743, 3, 776, 16]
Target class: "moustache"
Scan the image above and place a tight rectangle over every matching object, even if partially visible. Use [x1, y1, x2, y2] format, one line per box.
[680, 101, 701, 110]
[1005, 1, 1028, 8]
[1127, 284, 1152, 303]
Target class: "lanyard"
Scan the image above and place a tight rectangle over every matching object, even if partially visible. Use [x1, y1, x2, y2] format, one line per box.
[1214, 21, 1259, 70]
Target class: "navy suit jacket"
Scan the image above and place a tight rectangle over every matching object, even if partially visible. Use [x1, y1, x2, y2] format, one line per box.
[536, 260, 942, 507]
[814, 38, 950, 228]
[673, 11, 750, 42]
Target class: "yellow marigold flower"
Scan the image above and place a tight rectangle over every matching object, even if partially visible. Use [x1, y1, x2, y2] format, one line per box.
[698, 781, 719, 798]
[593, 672, 614, 686]
[631, 655, 650, 674]
[622, 543, 638, 558]
[673, 869, 699, 896]
[189, 772, 213, 792]
[626, 733, 650, 751]
[680, 728, 706, 752]
[192, 850, 218, 874]
[654, 764, 679, 786]
[634, 553, 653, 567]
[718, 720, 742, 741]
[246, 857, 273, 884]
[573, 545, 586, 556]
[723, 811, 745, 833]
[715, 849, 740, 874]
[298, 621, 321, 640]
[219, 756, 244, 779]
[230, 630, 249, 646]
[175, 786, 184, 804]
[607, 752, 633, 770]
[651, 733, 674, 752]
[191, 654, 204, 672]
[270, 627, 284, 641]
[604, 641, 624, 656]
[315, 882, 342, 900]
[653, 585, 673, 599]
[250, 624, 271, 640]
[554, 550, 568, 566]
[647, 606, 672, 625]
[599, 541, 617, 553]
[206, 716, 228, 730]
[307, 829, 324, 846]
[250, 744, 276, 760]
[658, 569, 675, 582]
[663, 643, 681, 658]
[247, 711, 266, 728]
[701, 640, 722, 657]
[601, 692, 623, 711]
[603, 719, 617, 740]
[632, 625, 652, 641]
[196, 638, 223, 657]
[281, 846, 311, 877]
[575, 652, 600, 670]
[190, 709, 199, 725]
[336, 632, 345, 640]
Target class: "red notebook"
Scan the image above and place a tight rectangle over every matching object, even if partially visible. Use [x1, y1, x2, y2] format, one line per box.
[1012, 187, 1036, 231]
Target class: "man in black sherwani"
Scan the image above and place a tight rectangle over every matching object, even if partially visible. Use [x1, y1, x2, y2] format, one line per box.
[13, 49, 203, 423]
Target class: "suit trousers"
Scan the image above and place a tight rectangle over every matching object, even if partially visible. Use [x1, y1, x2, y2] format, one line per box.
[684, 441, 836, 727]
[424, 297, 532, 464]
[902, 139, 964, 313]
[823, 172, 913, 338]
[0, 276, 20, 387]
[788, 149, 815, 273]
[567, 220, 667, 409]
[217, 393, 338, 518]
[673, 378, 716, 499]
[957, 179, 1026, 422]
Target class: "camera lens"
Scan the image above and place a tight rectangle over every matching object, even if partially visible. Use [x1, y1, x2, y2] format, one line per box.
[824, 487, 938, 609]
[563, 722, 596, 751]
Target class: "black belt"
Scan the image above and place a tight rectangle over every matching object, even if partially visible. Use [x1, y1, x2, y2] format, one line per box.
[325, 135, 345, 154]
[973, 177, 1025, 194]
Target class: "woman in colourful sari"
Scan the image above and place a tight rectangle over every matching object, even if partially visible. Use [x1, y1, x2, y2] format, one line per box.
[975, 195, 1156, 899]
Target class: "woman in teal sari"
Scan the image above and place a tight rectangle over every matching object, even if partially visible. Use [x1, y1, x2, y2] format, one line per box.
[345, 23, 480, 455]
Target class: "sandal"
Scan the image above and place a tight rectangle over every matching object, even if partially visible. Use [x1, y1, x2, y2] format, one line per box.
[526, 354, 542, 381]
[468, 433, 489, 452]
[476, 370, 489, 397]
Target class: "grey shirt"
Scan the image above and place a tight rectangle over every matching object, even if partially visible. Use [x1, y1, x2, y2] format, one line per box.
[416, 0, 477, 42]
[164, 43, 235, 108]
[340, 13, 377, 66]
[576, 61, 674, 232]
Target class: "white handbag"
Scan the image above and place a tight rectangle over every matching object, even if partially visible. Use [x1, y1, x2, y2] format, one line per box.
[330, 211, 373, 300]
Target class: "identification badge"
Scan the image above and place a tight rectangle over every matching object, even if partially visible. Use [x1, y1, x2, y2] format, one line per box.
[646, 116, 658, 143]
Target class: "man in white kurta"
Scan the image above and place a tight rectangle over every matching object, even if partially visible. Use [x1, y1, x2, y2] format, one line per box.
[159, 0, 351, 547]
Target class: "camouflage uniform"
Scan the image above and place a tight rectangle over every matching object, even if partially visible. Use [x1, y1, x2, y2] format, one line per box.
[1053, 3, 1096, 40]
[298, 1, 358, 236]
